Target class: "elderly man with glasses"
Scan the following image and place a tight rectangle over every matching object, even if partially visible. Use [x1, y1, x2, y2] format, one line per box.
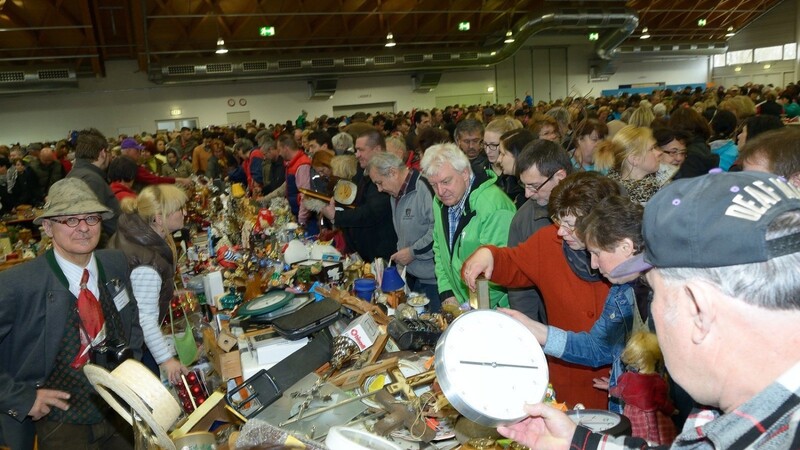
[504, 139, 575, 323]
[0, 178, 142, 450]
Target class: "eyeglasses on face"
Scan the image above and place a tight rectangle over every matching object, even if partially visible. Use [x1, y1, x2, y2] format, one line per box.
[481, 141, 500, 152]
[49, 215, 102, 228]
[661, 149, 687, 157]
[519, 172, 556, 194]
[550, 214, 576, 232]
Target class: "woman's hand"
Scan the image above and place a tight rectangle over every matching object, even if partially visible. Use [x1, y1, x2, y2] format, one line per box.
[461, 247, 495, 290]
[162, 358, 190, 385]
[498, 308, 548, 345]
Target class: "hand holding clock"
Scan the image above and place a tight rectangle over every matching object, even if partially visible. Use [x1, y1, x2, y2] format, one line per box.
[497, 403, 577, 450]
[498, 308, 549, 345]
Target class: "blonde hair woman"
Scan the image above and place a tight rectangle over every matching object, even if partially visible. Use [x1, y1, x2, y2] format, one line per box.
[594, 125, 664, 204]
[109, 184, 189, 383]
[484, 117, 522, 174]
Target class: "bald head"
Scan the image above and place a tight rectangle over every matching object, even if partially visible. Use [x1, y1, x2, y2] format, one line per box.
[39, 147, 56, 165]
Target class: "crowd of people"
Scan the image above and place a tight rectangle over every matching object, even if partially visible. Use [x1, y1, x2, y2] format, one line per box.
[2, 79, 800, 449]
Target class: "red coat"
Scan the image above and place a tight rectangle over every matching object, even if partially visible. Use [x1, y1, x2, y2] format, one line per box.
[486, 224, 610, 410]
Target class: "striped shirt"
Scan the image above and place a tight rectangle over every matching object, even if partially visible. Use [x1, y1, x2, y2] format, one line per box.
[571, 361, 800, 449]
[130, 265, 173, 364]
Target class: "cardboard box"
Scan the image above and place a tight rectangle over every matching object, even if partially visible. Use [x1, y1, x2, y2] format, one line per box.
[203, 328, 242, 381]
[340, 314, 380, 351]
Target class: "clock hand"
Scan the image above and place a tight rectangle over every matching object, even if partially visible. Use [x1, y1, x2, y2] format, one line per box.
[459, 360, 538, 369]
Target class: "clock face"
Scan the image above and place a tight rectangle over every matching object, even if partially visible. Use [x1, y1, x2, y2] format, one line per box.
[435, 310, 549, 427]
[238, 290, 293, 316]
[565, 409, 631, 436]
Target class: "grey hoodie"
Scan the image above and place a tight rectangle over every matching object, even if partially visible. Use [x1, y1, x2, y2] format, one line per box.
[391, 169, 436, 284]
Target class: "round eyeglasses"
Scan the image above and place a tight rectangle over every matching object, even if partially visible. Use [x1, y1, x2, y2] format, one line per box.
[48, 215, 102, 228]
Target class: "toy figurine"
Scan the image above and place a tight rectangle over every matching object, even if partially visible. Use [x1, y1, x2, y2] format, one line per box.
[610, 332, 677, 445]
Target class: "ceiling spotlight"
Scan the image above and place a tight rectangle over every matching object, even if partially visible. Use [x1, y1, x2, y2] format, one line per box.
[215, 38, 228, 54]
[726, 26, 736, 37]
[640, 27, 650, 40]
[487, 86, 495, 93]
[764, 63, 772, 69]
[504, 30, 515, 44]
[385, 32, 396, 48]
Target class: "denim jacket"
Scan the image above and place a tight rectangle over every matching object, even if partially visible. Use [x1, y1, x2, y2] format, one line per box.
[543, 282, 636, 413]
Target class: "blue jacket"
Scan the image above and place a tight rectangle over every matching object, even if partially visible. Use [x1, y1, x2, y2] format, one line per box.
[543, 282, 636, 413]
[709, 139, 738, 172]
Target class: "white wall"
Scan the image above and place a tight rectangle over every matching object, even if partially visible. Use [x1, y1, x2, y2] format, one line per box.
[0, 61, 496, 144]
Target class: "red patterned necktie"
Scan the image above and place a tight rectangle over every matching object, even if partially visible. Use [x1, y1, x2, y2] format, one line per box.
[71, 269, 106, 369]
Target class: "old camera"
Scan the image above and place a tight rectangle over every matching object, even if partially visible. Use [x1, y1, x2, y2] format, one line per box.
[90, 339, 133, 370]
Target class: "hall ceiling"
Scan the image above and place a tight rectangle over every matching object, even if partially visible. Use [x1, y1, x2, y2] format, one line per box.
[0, 0, 786, 78]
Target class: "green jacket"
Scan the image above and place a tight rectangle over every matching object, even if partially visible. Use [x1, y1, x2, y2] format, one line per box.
[433, 170, 516, 308]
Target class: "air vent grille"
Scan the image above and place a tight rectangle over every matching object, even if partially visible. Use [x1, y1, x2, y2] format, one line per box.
[432, 53, 451, 62]
[278, 60, 302, 69]
[311, 58, 335, 68]
[374, 55, 396, 65]
[459, 52, 479, 60]
[404, 54, 424, 63]
[206, 63, 232, 74]
[166, 65, 196, 75]
[243, 61, 270, 72]
[0, 71, 25, 83]
[343, 57, 366, 66]
[38, 69, 70, 80]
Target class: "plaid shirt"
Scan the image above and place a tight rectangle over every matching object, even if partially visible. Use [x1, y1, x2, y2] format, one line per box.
[571, 361, 800, 449]
[447, 175, 474, 251]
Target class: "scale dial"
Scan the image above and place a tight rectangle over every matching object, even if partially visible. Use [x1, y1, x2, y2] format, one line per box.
[237, 290, 293, 317]
[435, 310, 549, 427]
[565, 408, 631, 436]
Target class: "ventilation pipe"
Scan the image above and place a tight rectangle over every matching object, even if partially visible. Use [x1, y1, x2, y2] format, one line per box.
[148, 8, 638, 84]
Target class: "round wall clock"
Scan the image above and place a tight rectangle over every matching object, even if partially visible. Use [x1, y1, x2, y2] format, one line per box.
[565, 408, 631, 436]
[237, 290, 293, 317]
[227, 98, 235, 107]
[239, 98, 247, 106]
[435, 310, 549, 427]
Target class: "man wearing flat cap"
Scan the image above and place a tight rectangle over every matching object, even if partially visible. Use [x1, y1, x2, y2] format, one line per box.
[497, 171, 800, 449]
[0, 178, 142, 450]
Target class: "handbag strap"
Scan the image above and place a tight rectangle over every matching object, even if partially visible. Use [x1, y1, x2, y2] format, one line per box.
[169, 299, 192, 335]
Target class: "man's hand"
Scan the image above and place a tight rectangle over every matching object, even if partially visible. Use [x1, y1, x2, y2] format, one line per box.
[174, 177, 193, 188]
[441, 296, 458, 308]
[496, 403, 577, 450]
[461, 247, 495, 290]
[28, 389, 71, 421]
[498, 308, 548, 345]
[320, 198, 336, 221]
[390, 247, 414, 266]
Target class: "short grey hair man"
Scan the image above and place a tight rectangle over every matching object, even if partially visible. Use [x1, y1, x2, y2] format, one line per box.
[421, 143, 472, 179]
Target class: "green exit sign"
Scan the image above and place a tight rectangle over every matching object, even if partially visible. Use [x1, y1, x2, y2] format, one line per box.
[259, 26, 276, 37]
[589, 32, 599, 41]
[458, 21, 470, 31]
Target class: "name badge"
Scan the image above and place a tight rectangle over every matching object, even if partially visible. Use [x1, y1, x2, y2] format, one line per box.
[106, 279, 130, 311]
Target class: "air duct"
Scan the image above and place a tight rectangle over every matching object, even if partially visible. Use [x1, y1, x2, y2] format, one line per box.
[0, 67, 78, 95]
[616, 42, 728, 57]
[148, 8, 637, 84]
[412, 73, 442, 93]
[308, 79, 337, 100]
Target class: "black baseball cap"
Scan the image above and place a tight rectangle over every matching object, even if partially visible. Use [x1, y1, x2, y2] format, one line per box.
[611, 171, 800, 277]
